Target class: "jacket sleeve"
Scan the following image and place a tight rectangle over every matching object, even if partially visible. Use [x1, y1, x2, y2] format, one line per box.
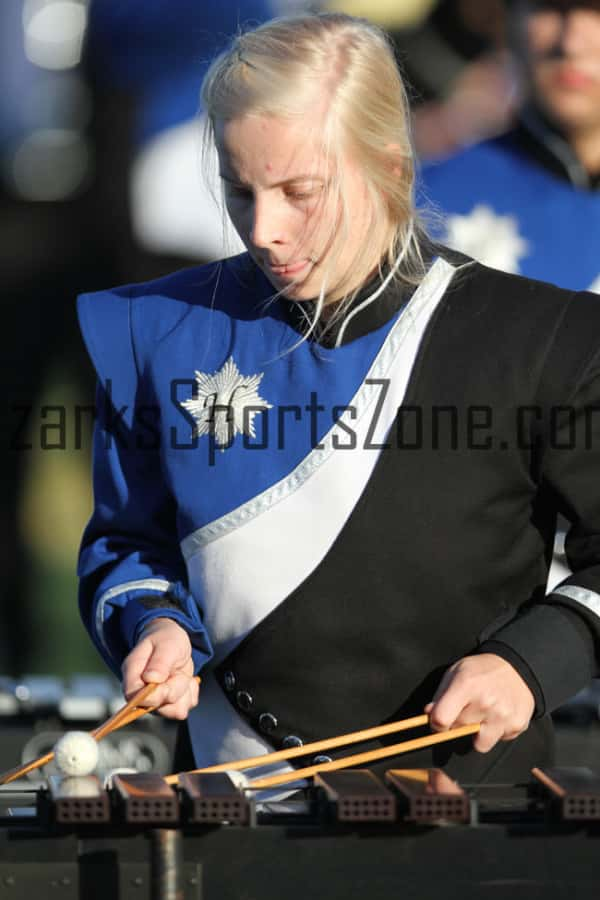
[478, 289, 600, 715]
[77, 288, 213, 677]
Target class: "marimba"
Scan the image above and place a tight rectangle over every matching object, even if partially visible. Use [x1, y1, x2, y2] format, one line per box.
[1, 766, 599, 899]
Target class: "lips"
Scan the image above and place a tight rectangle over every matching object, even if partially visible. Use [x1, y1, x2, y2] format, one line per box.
[268, 259, 311, 277]
[554, 66, 597, 90]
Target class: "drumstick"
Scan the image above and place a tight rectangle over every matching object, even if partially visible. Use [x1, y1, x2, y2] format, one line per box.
[102, 674, 202, 734]
[531, 766, 567, 797]
[0, 749, 57, 786]
[248, 723, 481, 790]
[91, 681, 159, 741]
[0, 679, 183, 786]
[164, 713, 430, 785]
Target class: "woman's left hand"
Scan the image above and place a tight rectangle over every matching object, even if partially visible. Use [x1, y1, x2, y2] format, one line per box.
[425, 653, 536, 753]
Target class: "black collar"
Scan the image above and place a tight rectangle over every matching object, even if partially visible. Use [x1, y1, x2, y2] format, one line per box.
[514, 105, 600, 190]
[282, 242, 442, 347]
[283, 268, 415, 348]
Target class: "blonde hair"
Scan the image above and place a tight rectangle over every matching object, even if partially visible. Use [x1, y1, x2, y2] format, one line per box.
[201, 12, 430, 341]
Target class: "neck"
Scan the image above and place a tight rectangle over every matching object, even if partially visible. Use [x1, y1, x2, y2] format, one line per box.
[323, 221, 398, 306]
[567, 125, 600, 176]
[519, 104, 600, 188]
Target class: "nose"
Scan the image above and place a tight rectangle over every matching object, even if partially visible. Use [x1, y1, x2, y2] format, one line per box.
[249, 193, 285, 250]
[558, 10, 593, 56]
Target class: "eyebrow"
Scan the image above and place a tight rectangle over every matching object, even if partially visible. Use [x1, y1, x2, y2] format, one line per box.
[219, 173, 326, 188]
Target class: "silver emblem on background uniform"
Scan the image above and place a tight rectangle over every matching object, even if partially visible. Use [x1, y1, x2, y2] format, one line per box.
[181, 357, 272, 448]
[445, 204, 530, 274]
[589, 273, 600, 295]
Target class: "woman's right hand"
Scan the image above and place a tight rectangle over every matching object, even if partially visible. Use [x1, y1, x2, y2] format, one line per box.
[121, 617, 200, 719]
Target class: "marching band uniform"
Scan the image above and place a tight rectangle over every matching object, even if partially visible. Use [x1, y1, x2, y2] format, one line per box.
[78, 248, 600, 782]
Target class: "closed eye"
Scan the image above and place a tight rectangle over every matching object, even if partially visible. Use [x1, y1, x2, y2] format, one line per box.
[221, 175, 325, 203]
[285, 181, 328, 205]
[286, 188, 322, 201]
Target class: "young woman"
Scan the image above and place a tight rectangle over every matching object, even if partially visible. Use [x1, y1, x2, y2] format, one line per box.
[78, 13, 600, 783]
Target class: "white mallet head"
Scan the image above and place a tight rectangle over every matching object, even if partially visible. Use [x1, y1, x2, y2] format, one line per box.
[53, 731, 99, 777]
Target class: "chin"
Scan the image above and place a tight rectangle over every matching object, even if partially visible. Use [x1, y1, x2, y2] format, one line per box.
[536, 76, 600, 131]
[283, 286, 316, 302]
[271, 273, 320, 302]
[544, 96, 600, 132]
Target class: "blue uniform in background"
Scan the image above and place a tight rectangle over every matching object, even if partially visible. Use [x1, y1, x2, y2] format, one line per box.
[87, 0, 275, 144]
[418, 110, 600, 293]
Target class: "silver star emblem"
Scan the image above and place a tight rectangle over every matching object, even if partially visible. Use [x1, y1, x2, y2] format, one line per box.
[180, 357, 272, 448]
[589, 273, 600, 295]
[445, 204, 530, 274]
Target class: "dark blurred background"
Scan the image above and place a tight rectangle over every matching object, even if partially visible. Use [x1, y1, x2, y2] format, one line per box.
[1, 0, 597, 773]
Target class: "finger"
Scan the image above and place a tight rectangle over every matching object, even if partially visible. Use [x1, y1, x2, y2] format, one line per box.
[133, 681, 172, 708]
[503, 722, 530, 741]
[156, 671, 195, 707]
[428, 659, 503, 731]
[456, 697, 522, 733]
[154, 698, 194, 721]
[472, 720, 505, 754]
[428, 677, 473, 731]
[444, 699, 504, 753]
[142, 640, 188, 686]
[431, 707, 482, 735]
[135, 671, 196, 714]
[489, 710, 530, 743]
[152, 681, 200, 720]
[432, 697, 527, 748]
[121, 638, 155, 697]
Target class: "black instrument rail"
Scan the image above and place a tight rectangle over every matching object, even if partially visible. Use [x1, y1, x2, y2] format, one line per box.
[1, 816, 600, 900]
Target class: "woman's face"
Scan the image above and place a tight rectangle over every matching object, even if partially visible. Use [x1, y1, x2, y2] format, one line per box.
[524, 2, 600, 133]
[214, 113, 382, 302]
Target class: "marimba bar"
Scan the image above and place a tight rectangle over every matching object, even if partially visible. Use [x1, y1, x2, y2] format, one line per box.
[315, 770, 396, 822]
[385, 768, 470, 824]
[533, 766, 600, 820]
[112, 773, 179, 825]
[178, 772, 250, 825]
[41, 774, 110, 825]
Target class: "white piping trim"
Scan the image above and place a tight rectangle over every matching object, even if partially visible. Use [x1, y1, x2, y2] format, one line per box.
[552, 585, 600, 619]
[96, 578, 171, 658]
[181, 256, 455, 562]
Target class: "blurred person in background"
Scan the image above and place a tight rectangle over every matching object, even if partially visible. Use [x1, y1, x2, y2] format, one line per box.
[419, 0, 600, 292]
[406, 0, 522, 157]
[326, 0, 521, 157]
[419, 0, 600, 605]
